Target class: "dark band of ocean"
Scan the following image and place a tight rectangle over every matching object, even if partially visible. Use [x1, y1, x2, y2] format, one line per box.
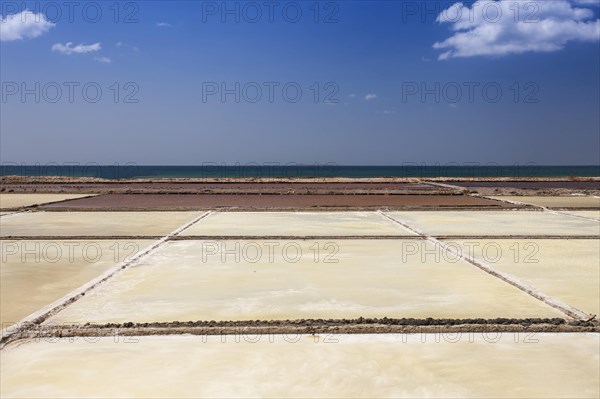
[1, 164, 599, 179]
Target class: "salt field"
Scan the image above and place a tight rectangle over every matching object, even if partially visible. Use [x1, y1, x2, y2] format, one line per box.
[0, 240, 152, 326]
[388, 211, 600, 237]
[0, 211, 203, 237]
[490, 196, 600, 208]
[1, 334, 598, 398]
[451, 239, 600, 315]
[181, 211, 415, 237]
[46, 239, 562, 324]
[0, 194, 94, 210]
[1, 191, 599, 398]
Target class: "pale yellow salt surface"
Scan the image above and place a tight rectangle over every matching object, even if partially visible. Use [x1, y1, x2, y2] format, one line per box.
[561, 210, 600, 220]
[48, 240, 561, 324]
[181, 211, 414, 236]
[388, 211, 600, 237]
[450, 239, 600, 316]
[1, 333, 598, 398]
[0, 194, 94, 210]
[0, 211, 202, 237]
[0, 240, 153, 326]
[490, 196, 600, 208]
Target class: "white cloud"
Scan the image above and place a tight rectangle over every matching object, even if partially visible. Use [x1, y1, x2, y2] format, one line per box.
[94, 56, 111, 63]
[434, 0, 600, 60]
[348, 93, 357, 98]
[383, 110, 397, 114]
[0, 10, 54, 41]
[52, 42, 101, 55]
[365, 94, 377, 100]
[115, 41, 140, 53]
[156, 22, 171, 27]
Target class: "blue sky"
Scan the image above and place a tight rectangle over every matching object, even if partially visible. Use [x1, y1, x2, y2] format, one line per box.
[1, 0, 599, 165]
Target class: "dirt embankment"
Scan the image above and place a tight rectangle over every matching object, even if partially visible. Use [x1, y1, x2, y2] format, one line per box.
[3, 317, 598, 348]
[38, 193, 505, 211]
[2, 176, 598, 210]
[2, 176, 598, 195]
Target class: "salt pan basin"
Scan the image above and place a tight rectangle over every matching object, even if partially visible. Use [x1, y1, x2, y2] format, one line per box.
[1, 333, 598, 398]
[0, 211, 203, 237]
[48, 240, 561, 324]
[490, 196, 600, 208]
[0, 240, 153, 326]
[181, 211, 415, 236]
[451, 239, 600, 316]
[387, 211, 600, 237]
[0, 194, 93, 210]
